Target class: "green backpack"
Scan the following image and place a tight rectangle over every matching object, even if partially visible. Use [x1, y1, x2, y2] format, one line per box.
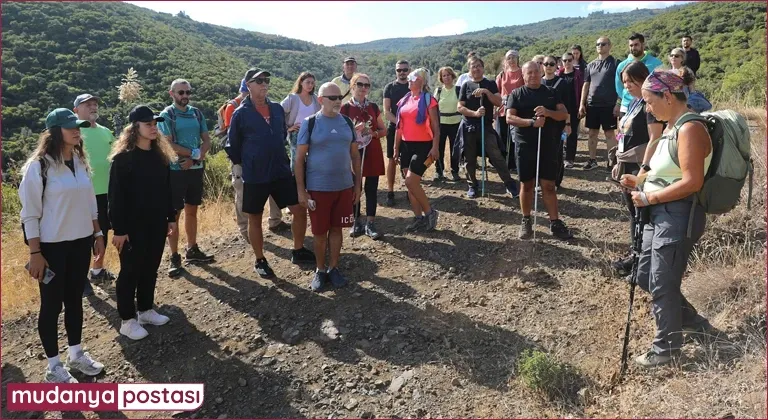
[666, 111, 754, 235]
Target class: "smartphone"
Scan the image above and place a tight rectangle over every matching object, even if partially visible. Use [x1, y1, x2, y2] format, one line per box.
[25, 262, 55, 284]
[424, 155, 434, 168]
[606, 177, 636, 191]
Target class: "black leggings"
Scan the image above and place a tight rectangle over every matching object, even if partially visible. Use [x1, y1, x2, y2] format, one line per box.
[116, 221, 168, 320]
[565, 111, 580, 161]
[354, 176, 380, 218]
[38, 236, 92, 358]
[498, 116, 516, 170]
[437, 123, 460, 174]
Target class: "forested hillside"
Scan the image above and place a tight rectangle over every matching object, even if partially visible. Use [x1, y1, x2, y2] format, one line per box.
[1, 1, 765, 170]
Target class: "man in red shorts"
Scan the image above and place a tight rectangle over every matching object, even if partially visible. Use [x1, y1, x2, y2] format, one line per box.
[295, 82, 362, 291]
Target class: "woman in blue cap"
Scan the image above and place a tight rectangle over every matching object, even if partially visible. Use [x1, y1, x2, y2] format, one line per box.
[19, 108, 106, 383]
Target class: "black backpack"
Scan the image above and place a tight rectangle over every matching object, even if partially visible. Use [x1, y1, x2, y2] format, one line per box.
[22, 157, 48, 245]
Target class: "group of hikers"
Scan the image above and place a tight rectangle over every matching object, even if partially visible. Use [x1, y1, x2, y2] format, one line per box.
[19, 32, 729, 384]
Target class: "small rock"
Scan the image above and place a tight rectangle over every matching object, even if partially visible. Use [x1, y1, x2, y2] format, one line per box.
[346, 382, 356, 389]
[577, 387, 591, 405]
[360, 411, 374, 419]
[451, 378, 461, 387]
[217, 414, 227, 419]
[344, 398, 359, 410]
[238, 378, 247, 387]
[215, 397, 224, 404]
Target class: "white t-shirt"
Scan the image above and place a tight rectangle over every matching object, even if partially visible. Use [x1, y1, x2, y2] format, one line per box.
[294, 100, 316, 126]
[456, 73, 471, 87]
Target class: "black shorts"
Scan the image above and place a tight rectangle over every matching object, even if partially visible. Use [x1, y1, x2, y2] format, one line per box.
[243, 177, 299, 215]
[386, 124, 396, 159]
[516, 141, 560, 183]
[585, 105, 617, 131]
[399, 141, 432, 177]
[170, 168, 204, 211]
[96, 193, 110, 243]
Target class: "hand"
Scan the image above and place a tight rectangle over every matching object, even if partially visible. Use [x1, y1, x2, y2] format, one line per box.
[472, 88, 486, 97]
[392, 148, 400, 164]
[232, 164, 243, 178]
[533, 117, 545, 128]
[565, 125, 572, 136]
[429, 146, 440, 161]
[112, 234, 130, 254]
[288, 123, 301, 133]
[620, 174, 638, 189]
[92, 236, 105, 261]
[637, 167, 648, 179]
[167, 222, 177, 238]
[578, 105, 586, 119]
[613, 104, 621, 118]
[631, 191, 652, 208]
[534, 106, 549, 118]
[298, 190, 311, 209]
[354, 121, 366, 134]
[179, 158, 194, 170]
[475, 107, 486, 118]
[352, 185, 362, 205]
[28, 253, 48, 282]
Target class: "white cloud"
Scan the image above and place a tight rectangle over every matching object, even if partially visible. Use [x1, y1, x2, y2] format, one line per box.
[585, 1, 687, 12]
[411, 19, 469, 38]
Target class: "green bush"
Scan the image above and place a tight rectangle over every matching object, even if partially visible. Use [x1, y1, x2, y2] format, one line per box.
[202, 151, 232, 201]
[2, 184, 22, 229]
[516, 349, 584, 402]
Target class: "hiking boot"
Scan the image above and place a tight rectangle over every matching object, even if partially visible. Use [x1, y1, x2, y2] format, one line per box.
[90, 269, 116, 286]
[168, 253, 183, 278]
[83, 279, 95, 297]
[564, 160, 575, 169]
[467, 184, 477, 199]
[254, 258, 275, 279]
[635, 350, 679, 368]
[65, 351, 104, 376]
[386, 191, 395, 207]
[328, 267, 348, 288]
[519, 216, 534, 240]
[425, 208, 439, 231]
[550, 219, 574, 240]
[185, 245, 214, 263]
[310, 269, 328, 292]
[506, 180, 520, 198]
[349, 220, 365, 238]
[365, 221, 382, 240]
[120, 318, 149, 341]
[450, 171, 460, 182]
[683, 321, 720, 344]
[583, 159, 598, 170]
[291, 247, 315, 264]
[138, 309, 170, 326]
[268, 221, 291, 233]
[45, 363, 78, 383]
[612, 254, 635, 277]
[406, 216, 426, 233]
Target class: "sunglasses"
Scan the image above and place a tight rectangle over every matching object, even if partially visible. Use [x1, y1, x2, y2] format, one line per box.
[596, 42, 609, 47]
[176, 90, 192, 96]
[536, 62, 544, 65]
[562, 59, 573, 63]
[396, 68, 410, 73]
[356, 82, 371, 89]
[543, 62, 557, 67]
[323, 95, 344, 101]
[250, 78, 270, 85]
[669, 54, 682, 58]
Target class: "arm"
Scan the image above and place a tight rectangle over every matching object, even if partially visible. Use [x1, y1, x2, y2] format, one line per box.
[644, 123, 710, 205]
[393, 128, 402, 161]
[538, 103, 569, 121]
[294, 120, 311, 207]
[223, 111, 242, 164]
[615, 62, 625, 103]
[19, 160, 44, 245]
[578, 81, 591, 118]
[638, 122, 664, 177]
[107, 157, 130, 252]
[199, 131, 212, 159]
[350, 141, 362, 204]
[384, 98, 396, 125]
[428, 104, 440, 158]
[375, 111, 387, 138]
[506, 107, 533, 128]
[483, 89, 502, 108]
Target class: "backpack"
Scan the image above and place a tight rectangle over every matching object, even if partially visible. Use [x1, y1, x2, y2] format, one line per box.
[666, 111, 754, 236]
[163, 105, 205, 146]
[306, 114, 356, 144]
[21, 157, 48, 245]
[436, 85, 460, 102]
[213, 98, 241, 141]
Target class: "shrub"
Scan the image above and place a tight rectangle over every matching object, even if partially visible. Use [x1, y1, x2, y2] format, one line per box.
[2, 184, 22, 229]
[517, 349, 568, 394]
[203, 151, 233, 201]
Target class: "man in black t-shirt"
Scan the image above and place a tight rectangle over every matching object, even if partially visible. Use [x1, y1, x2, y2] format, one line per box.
[506, 61, 573, 241]
[579, 36, 619, 170]
[457, 56, 518, 199]
[681, 35, 700, 76]
[541, 55, 573, 188]
[383, 59, 411, 207]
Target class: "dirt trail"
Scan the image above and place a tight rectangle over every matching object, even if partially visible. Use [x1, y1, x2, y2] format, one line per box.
[2, 141, 764, 418]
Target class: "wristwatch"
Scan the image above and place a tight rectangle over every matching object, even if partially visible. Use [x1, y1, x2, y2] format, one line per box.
[530, 117, 536, 127]
[93, 231, 104, 238]
[641, 163, 651, 172]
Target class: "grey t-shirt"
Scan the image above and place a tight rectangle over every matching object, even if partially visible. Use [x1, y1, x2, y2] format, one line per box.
[297, 113, 355, 192]
[584, 55, 618, 107]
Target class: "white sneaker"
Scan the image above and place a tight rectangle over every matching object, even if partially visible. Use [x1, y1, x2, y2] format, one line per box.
[138, 309, 170, 326]
[45, 364, 78, 383]
[120, 318, 149, 340]
[65, 351, 104, 376]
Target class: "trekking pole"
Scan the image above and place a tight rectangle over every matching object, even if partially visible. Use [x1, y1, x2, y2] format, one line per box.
[480, 95, 487, 197]
[533, 126, 542, 242]
[619, 205, 648, 380]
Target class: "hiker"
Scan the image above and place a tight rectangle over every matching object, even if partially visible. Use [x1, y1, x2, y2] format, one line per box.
[341, 73, 387, 240]
[295, 82, 362, 291]
[393, 68, 440, 232]
[158, 79, 214, 277]
[668, 48, 687, 74]
[226, 80, 289, 242]
[571, 44, 589, 73]
[383, 60, 411, 206]
[579, 36, 619, 170]
[108, 105, 177, 341]
[456, 56, 519, 199]
[281, 72, 320, 171]
[619, 70, 714, 368]
[542, 55, 573, 188]
[681, 35, 700, 75]
[531, 55, 546, 73]
[557, 52, 584, 169]
[224, 68, 315, 279]
[506, 61, 573, 240]
[331, 57, 357, 104]
[72, 93, 115, 296]
[456, 51, 478, 87]
[616, 33, 663, 117]
[610, 62, 664, 278]
[18, 108, 105, 383]
[435, 66, 462, 182]
[496, 50, 524, 172]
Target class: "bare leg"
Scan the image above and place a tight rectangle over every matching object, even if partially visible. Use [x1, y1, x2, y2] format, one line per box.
[288, 204, 306, 250]
[184, 204, 198, 248]
[540, 179, 559, 220]
[313, 234, 327, 271]
[248, 213, 265, 259]
[168, 211, 182, 254]
[405, 172, 431, 215]
[520, 180, 535, 216]
[328, 227, 343, 269]
[588, 129, 599, 160]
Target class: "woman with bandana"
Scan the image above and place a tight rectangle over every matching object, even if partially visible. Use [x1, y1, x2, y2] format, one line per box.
[619, 70, 714, 368]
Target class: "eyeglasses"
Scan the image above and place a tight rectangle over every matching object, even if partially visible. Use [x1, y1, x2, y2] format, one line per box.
[562, 59, 573, 63]
[536, 62, 544, 66]
[322, 95, 344, 101]
[356, 82, 371, 89]
[176, 90, 192, 96]
[543, 62, 557, 67]
[669, 54, 682, 58]
[250, 78, 270, 85]
[396, 68, 410, 73]
[596, 42, 608, 47]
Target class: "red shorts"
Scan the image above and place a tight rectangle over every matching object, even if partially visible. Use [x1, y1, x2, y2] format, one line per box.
[308, 188, 354, 235]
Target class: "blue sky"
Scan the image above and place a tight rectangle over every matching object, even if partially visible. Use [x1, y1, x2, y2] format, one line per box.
[126, 1, 688, 46]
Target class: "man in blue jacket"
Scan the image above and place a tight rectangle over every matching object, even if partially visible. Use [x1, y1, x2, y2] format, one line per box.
[224, 68, 315, 278]
[615, 33, 662, 117]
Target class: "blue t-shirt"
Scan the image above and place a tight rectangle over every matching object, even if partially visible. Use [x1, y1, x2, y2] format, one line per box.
[297, 113, 355, 192]
[158, 105, 208, 171]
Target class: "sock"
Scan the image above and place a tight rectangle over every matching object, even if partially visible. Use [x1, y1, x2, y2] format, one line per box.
[68, 344, 82, 361]
[91, 268, 103, 275]
[48, 355, 62, 369]
[523, 215, 531, 219]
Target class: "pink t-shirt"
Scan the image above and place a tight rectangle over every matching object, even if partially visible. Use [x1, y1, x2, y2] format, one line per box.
[398, 94, 438, 142]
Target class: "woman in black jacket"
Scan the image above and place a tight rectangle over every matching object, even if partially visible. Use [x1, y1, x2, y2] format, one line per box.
[108, 105, 178, 341]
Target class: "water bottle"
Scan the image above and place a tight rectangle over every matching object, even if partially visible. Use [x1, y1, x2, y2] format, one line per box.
[561, 131, 567, 143]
